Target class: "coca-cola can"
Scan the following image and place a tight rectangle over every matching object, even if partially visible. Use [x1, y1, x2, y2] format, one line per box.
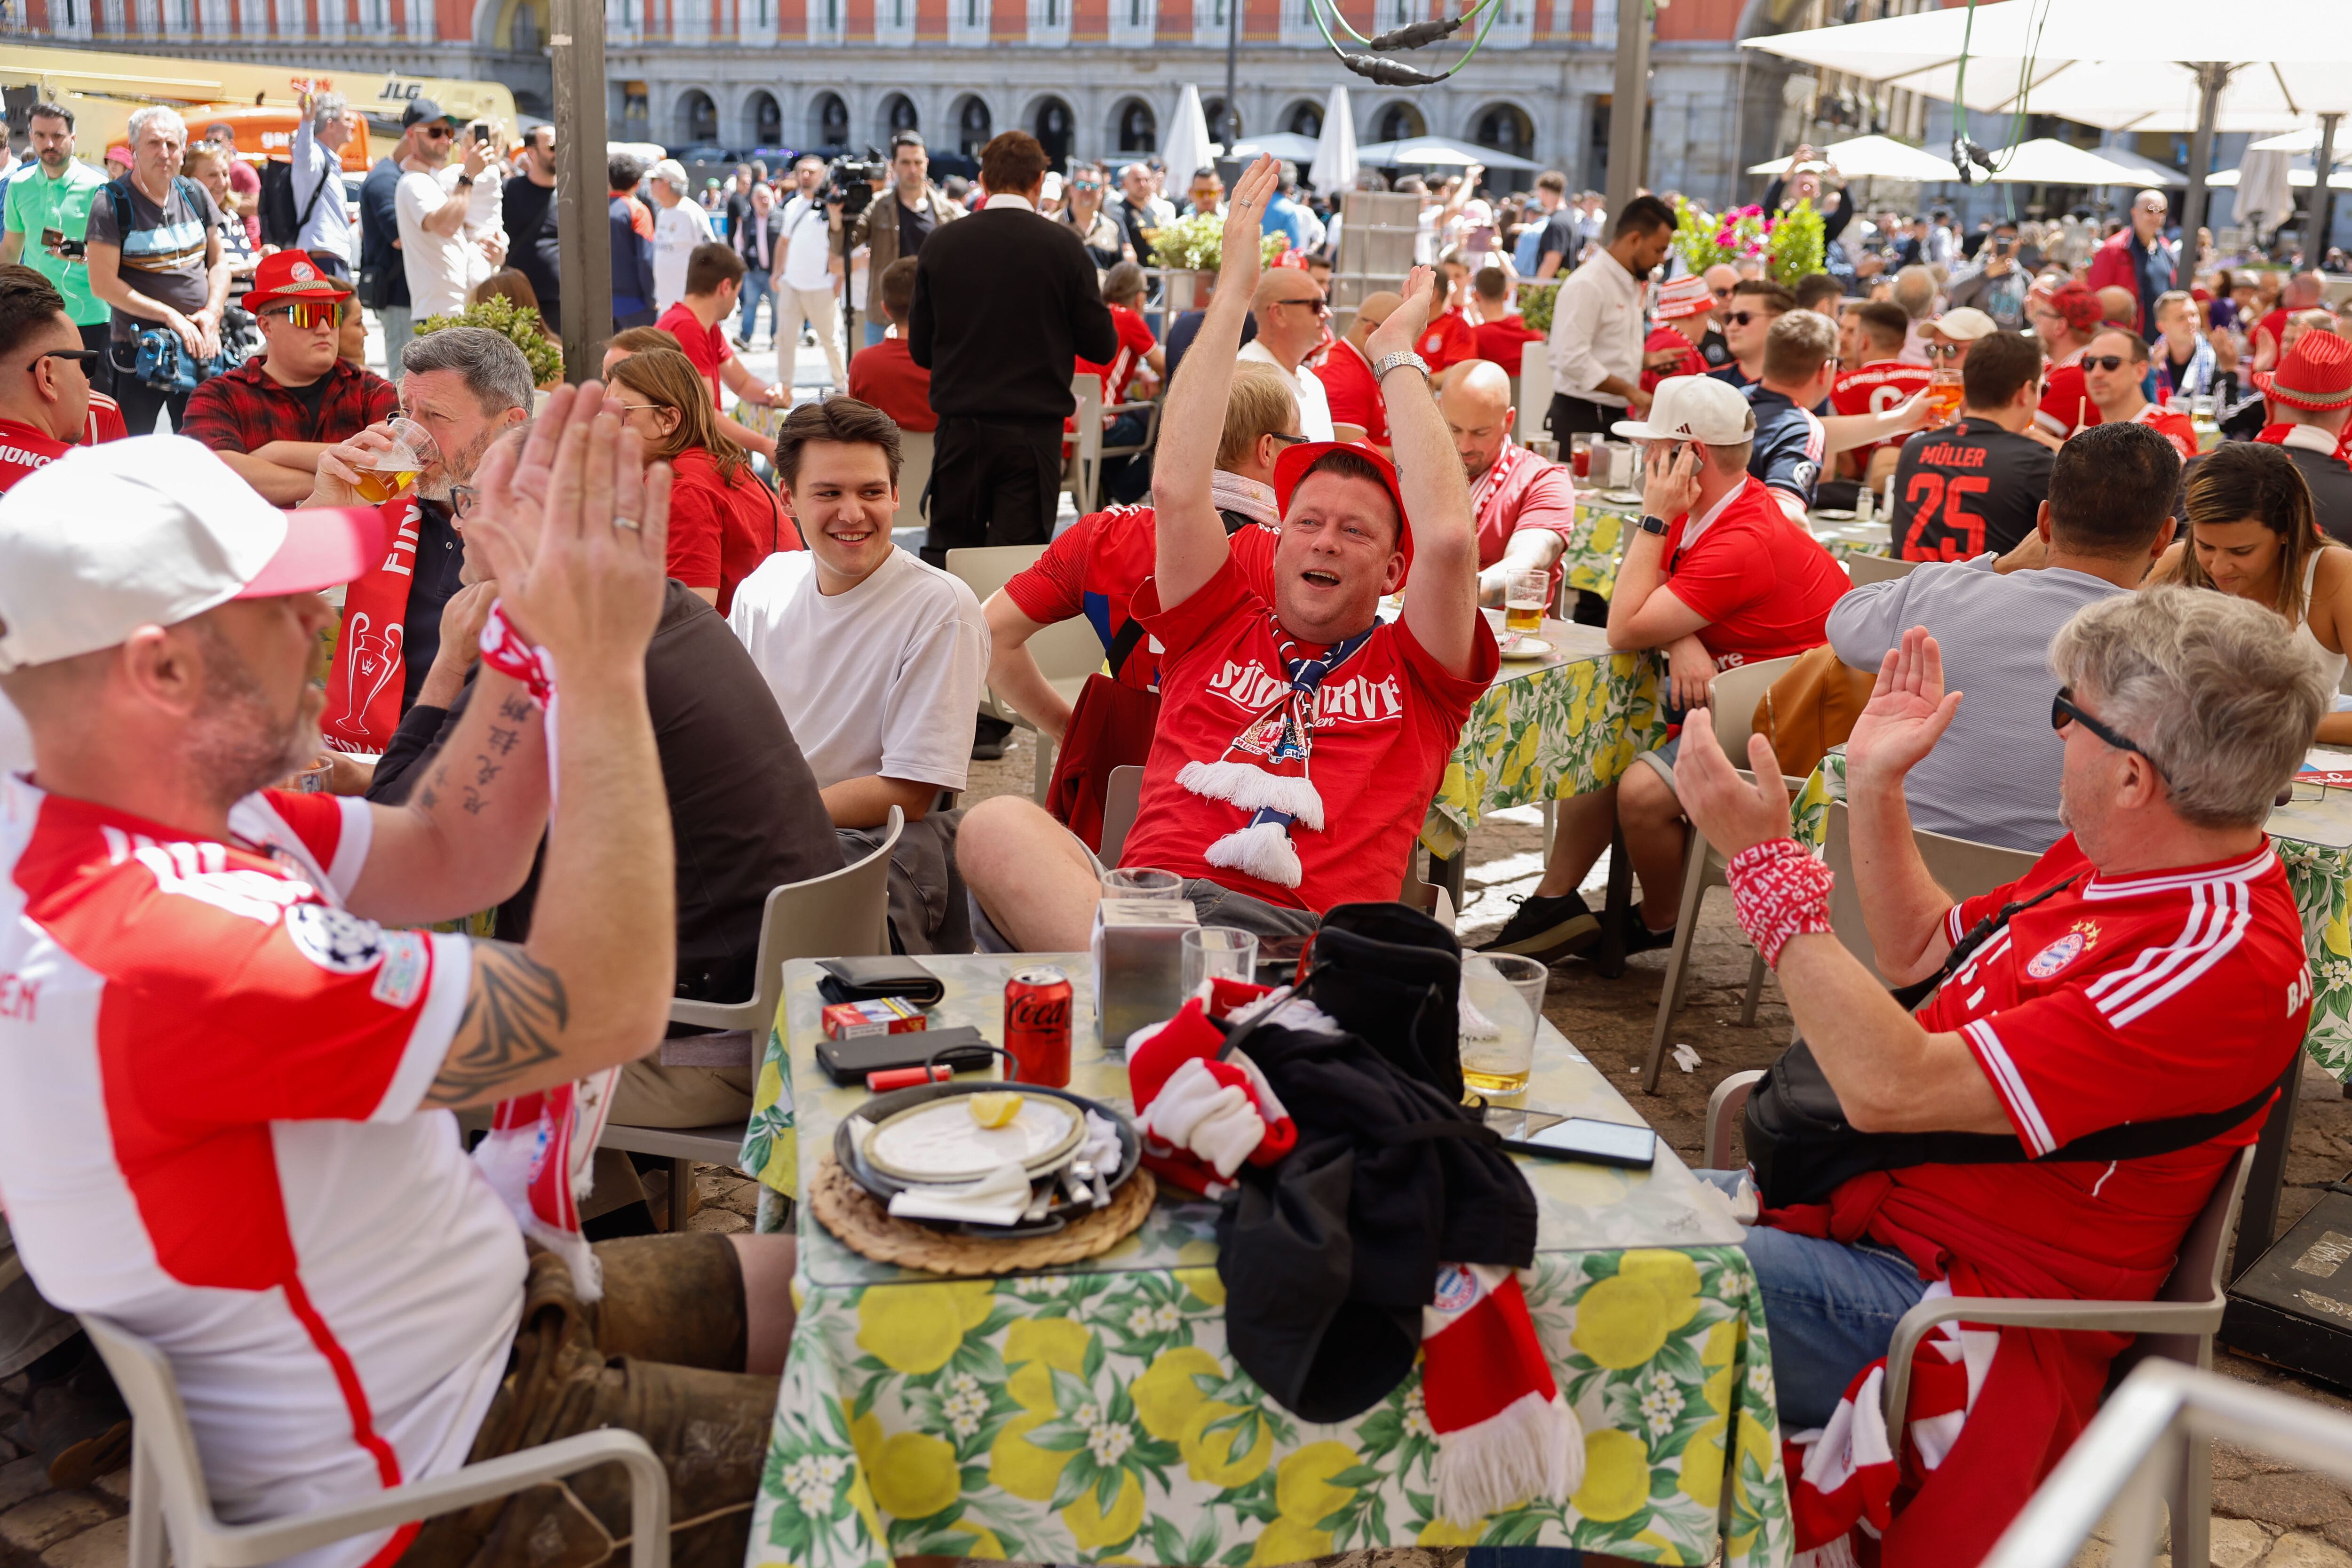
[1004, 965, 1074, 1088]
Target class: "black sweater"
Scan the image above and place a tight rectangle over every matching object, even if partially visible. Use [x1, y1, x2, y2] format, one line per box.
[908, 204, 1119, 424]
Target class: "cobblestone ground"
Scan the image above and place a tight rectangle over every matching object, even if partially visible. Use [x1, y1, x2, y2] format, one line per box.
[8, 733, 2350, 1568]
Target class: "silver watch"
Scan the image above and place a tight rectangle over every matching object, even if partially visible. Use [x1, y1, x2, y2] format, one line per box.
[1371, 349, 1431, 385]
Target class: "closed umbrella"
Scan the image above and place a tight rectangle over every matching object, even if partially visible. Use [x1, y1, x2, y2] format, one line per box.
[1163, 85, 1216, 185]
[2229, 147, 2298, 236]
[1308, 83, 1358, 194]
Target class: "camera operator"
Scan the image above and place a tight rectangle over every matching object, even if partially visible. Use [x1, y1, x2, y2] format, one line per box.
[775, 155, 848, 390]
[850, 132, 961, 349]
[1949, 219, 2029, 332]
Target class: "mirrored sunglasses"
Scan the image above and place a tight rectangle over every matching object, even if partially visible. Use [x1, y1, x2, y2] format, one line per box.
[269, 301, 341, 329]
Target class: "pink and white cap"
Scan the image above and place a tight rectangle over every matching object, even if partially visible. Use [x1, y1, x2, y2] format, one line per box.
[0, 435, 385, 673]
[1652, 274, 1714, 321]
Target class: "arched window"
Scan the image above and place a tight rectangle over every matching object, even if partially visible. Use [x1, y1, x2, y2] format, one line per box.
[1033, 98, 1074, 169]
[1375, 101, 1423, 142]
[678, 89, 718, 146]
[1204, 97, 1240, 141]
[957, 96, 993, 158]
[1285, 101, 1322, 139]
[1116, 99, 1156, 153]
[812, 91, 850, 148]
[749, 91, 782, 146]
[1471, 103, 1534, 163]
[884, 94, 919, 135]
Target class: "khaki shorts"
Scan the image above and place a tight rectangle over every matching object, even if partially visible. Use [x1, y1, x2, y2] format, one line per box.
[399, 1235, 776, 1568]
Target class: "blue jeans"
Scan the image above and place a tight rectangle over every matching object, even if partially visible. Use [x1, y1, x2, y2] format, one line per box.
[1742, 1221, 1930, 1431]
[737, 270, 776, 342]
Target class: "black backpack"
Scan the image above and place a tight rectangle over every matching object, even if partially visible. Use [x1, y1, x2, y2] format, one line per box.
[1742, 872, 2281, 1208]
[258, 158, 333, 250]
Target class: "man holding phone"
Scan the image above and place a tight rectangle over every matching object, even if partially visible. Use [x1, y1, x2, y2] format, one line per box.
[1949, 220, 2028, 332]
[0, 103, 110, 386]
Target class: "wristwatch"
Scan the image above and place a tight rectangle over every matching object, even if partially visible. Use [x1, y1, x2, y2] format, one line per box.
[1637, 514, 1670, 536]
[1371, 349, 1430, 385]
[456, 174, 475, 188]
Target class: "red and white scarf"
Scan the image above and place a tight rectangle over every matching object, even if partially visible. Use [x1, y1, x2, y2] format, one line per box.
[321, 496, 422, 754]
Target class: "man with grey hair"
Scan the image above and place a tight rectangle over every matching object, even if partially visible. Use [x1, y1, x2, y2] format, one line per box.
[289, 87, 358, 274]
[646, 157, 713, 315]
[1890, 262, 1938, 365]
[304, 326, 532, 750]
[85, 103, 227, 436]
[1673, 597, 2324, 1548]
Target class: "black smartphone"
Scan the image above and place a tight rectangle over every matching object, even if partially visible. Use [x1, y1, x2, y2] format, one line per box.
[1499, 1116, 1658, 1169]
[817, 1024, 994, 1086]
[471, 122, 492, 144]
[42, 228, 83, 259]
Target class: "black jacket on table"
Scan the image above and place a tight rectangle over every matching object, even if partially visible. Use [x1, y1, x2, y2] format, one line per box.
[2282, 441, 2352, 547]
[367, 581, 842, 1009]
[908, 203, 1119, 423]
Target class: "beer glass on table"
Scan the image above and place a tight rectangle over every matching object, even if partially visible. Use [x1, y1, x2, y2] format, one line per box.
[1505, 569, 1549, 637]
[1925, 369, 1964, 428]
[1460, 953, 1549, 1098]
[351, 417, 438, 505]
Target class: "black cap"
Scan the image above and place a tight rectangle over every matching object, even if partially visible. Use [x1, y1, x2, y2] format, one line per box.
[400, 98, 455, 130]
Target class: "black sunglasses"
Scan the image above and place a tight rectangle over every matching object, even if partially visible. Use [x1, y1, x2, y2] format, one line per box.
[1267, 431, 1311, 446]
[1725, 310, 1775, 327]
[34, 348, 102, 373]
[2051, 686, 2165, 781]
[2082, 354, 2133, 373]
[1274, 296, 1329, 316]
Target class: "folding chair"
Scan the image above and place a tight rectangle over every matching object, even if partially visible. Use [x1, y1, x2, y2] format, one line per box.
[80, 1313, 670, 1568]
[944, 545, 1104, 802]
[597, 807, 901, 1230]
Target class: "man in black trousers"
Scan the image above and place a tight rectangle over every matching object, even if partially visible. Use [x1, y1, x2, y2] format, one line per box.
[910, 130, 1116, 566]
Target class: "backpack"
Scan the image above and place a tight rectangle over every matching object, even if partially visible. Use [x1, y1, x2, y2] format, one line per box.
[258, 156, 333, 250]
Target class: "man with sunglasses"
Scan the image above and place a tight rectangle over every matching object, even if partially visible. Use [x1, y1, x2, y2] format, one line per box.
[1239, 269, 1335, 441]
[0, 266, 101, 491]
[2079, 326, 2196, 461]
[180, 251, 397, 505]
[1706, 278, 1790, 390]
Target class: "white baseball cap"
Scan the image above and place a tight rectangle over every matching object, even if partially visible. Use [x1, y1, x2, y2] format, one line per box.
[1926, 306, 1999, 342]
[0, 436, 385, 674]
[1610, 375, 1757, 446]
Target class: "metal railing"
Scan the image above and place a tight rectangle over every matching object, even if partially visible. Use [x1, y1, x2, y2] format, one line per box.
[1983, 1361, 2352, 1568]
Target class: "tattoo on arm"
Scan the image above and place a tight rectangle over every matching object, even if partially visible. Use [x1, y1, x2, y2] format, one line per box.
[427, 942, 569, 1106]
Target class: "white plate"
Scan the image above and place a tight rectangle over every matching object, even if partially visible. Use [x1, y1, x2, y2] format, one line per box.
[1812, 509, 1858, 522]
[865, 1097, 1080, 1184]
[1599, 489, 1644, 505]
[1498, 636, 1554, 660]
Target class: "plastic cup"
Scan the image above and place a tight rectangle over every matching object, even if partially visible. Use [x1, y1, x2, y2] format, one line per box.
[1102, 867, 1184, 900]
[1460, 953, 1548, 1097]
[1180, 927, 1258, 995]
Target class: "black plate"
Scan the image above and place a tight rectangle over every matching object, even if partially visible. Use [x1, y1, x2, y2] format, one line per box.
[831, 1082, 1142, 1238]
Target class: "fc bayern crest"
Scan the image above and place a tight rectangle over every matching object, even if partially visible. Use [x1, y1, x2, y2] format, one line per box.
[1432, 1264, 1478, 1312]
[2026, 931, 2087, 979]
[291, 261, 316, 282]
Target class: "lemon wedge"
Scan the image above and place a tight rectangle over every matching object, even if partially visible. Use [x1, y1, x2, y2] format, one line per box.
[967, 1091, 1026, 1129]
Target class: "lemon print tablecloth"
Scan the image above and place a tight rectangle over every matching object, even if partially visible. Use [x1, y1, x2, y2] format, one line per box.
[741, 956, 1792, 1568]
[1792, 750, 2352, 1082]
[1554, 498, 1892, 608]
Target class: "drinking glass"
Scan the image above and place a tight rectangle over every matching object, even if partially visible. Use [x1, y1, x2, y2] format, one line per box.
[1180, 928, 1258, 995]
[1569, 436, 1593, 479]
[1460, 953, 1549, 1098]
[1504, 570, 1549, 637]
[351, 416, 439, 505]
[1102, 867, 1184, 900]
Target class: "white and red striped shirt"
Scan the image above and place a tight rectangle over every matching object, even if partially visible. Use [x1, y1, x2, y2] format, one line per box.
[0, 777, 513, 1568]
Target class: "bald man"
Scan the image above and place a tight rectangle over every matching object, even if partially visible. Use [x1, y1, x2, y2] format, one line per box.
[1237, 267, 1335, 440]
[2256, 270, 2328, 374]
[1442, 359, 1579, 606]
[2095, 285, 2137, 326]
[1317, 288, 1401, 450]
[1891, 264, 1938, 365]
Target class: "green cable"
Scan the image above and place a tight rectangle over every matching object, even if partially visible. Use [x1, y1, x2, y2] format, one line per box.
[1305, 0, 1502, 83]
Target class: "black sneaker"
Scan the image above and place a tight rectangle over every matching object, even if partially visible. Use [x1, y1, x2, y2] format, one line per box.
[1616, 908, 1678, 955]
[1478, 890, 1600, 962]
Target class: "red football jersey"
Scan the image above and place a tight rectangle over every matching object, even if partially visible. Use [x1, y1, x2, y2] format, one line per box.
[1830, 361, 1934, 470]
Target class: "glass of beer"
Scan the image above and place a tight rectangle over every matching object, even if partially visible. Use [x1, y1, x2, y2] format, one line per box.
[1505, 569, 1549, 637]
[1926, 368, 1964, 427]
[350, 417, 437, 504]
[1461, 953, 1548, 1098]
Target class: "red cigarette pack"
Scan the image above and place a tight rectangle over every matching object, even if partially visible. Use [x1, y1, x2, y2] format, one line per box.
[820, 996, 929, 1040]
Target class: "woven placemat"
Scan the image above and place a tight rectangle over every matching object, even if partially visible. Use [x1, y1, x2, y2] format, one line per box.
[810, 1153, 1157, 1275]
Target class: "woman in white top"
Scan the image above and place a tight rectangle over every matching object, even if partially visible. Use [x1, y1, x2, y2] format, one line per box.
[2155, 440, 2352, 740]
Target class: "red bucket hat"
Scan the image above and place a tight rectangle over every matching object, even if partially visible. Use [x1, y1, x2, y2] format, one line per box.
[2255, 329, 2352, 412]
[2048, 280, 2104, 336]
[241, 250, 353, 316]
[1271, 439, 1415, 581]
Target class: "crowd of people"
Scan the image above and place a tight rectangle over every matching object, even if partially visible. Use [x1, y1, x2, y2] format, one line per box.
[2, 92, 2349, 1568]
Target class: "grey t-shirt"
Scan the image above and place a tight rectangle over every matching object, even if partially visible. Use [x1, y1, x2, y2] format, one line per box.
[1826, 556, 2126, 854]
[84, 175, 221, 342]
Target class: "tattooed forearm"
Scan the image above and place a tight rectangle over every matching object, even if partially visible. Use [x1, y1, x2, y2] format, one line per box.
[427, 942, 570, 1106]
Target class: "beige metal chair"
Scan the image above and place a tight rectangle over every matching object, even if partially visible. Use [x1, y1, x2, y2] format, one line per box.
[1097, 764, 1145, 867]
[1642, 653, 1804, 1090]
[1819, 801, 2042, 981]
[1841, 552, 1918, 587]
[892, 429, 934, 535]
[945, 545, 1107, 802]
[80, 1312, 670, 1568]
[598, 807, 901, 1229]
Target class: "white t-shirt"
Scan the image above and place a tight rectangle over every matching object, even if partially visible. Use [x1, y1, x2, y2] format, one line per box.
[394, 165, 474, 320]
[778, 193, 834, 293]
[0, 778, 514, 1568]
[652, 199, 715, 313]
[726, 547, 989, 794]
[1239, 340, 1335, 442]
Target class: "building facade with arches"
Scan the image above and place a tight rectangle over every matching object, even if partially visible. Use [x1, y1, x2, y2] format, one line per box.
[14, 0, 1817, 207]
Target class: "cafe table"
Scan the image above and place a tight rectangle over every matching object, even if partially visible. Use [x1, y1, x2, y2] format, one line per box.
[1558, 493, 1898, 609]
[738, 955, 1793, 1568]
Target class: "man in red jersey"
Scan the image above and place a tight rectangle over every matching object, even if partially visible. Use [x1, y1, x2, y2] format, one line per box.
[0, 265, 96, 490]
[1468, 265, 1542, 369]
[2080, 325, 2197, 460]
[653, 242, 787, 462]
[1440, 359, 1578, 605]
[2033, 280, 2106, 440]
[1318, 288, 1398, 451]
[2252, 269, 2326, 374]
[1828, 299, 1932, 486]
[1640, 273, 1714, 392]
[960, 158, 1494, 942]
[1672, 600, 2324, 1561]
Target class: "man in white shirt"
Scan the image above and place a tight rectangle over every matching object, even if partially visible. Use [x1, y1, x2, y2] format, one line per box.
[728, 396, 989, 949]
[1238, 269, 1334, 441]
[288, 89, 359, 275]
[773, 156, 848, 390]
[1545, 193, 1677, 438]
[646, 158, 714, 315]
[394, 112, 501, 322]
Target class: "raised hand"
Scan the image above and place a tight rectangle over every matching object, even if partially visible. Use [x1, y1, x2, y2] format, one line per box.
[1673, 713, 1795, 861]
[1218, 155, 1280, 294]
[1367, 264, 1438, 365]
[1845, 625, 1963, 788]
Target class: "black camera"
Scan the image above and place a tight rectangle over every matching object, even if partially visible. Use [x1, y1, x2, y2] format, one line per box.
[823, 151, 887, 217]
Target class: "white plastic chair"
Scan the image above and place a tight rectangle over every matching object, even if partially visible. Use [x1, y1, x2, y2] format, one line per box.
[597, 807, 901, 1228]
[893, 429, 934, 537]
[79, 1313, 669, 1568]
[1642, 653, 1803, 1090]
[1842, 552, 1919, 587]
[946, 545, 1105, 802]
[1064, 373, 1104, 514]
[1819, 801, 2041, 982]
[1517, 338, 1553, 446]
[1097, 764, 1145, 867]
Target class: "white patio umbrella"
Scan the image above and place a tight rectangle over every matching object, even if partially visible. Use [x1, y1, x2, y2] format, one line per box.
[1978, 138, 2153, 186]
[1307, 84, 1358, 194]
[2209, 167, 2352, 190]
[1355, 135, 1542, 174]
[1228, 132, 1323, 165]
[1745, 133, 1959, 182]
[2091, 144, 2188, 187]
[1162, 85, 1216, 183]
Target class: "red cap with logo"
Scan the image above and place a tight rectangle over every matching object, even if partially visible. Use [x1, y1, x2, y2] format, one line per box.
[1271, 440, 1415, 581]
[241, 249, 354, 316]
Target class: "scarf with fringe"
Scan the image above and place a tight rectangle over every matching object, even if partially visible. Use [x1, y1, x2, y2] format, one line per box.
[1176, 621, 1375, 889]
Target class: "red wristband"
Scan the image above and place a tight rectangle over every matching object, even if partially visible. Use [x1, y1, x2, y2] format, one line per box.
[477, 602, 554, 707]
[1724, 838, 1835, 968]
